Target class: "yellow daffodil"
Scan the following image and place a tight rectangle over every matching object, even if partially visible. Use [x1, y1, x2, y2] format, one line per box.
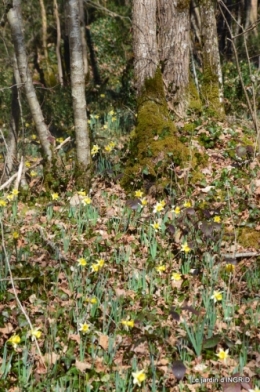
[111, 116, 117, 122]
[6, 194, 14, 201]
[135, 190, 143, 198]
[109, 110, 115, 116]
[7, 334, 21, 349]
[211, 290, 223, 303]
[77, 190, 86, 196]
[91, 263, 100, 272]
[30, 328, 42, 341]
[173, 206, 181, 215]
[96, 259, 105, 268]
[82, 196, 92, 205]
[216, 348, 229, 363]
[103, 124, 108, 130]
[0, 199, 7, 207]
[156, 265, 166, 275]
[91, 145, 100, 156]
[214, 216, 221, 223]
[104, 144, 113, 152]
[77, 258, 87, 267]
[12, 231, 19, 240]
[30, 170, 37, 177]
[25, 161, 31, 168]
[132, 369, 146, 387]
[79, 323, 90, 334]
[85, 297, 98, 304]
[100, 94, 105, 98]
[51, 193, 59, 201]
[151, 221, 161, 231]
[181, 242, 191, 253]
[225, 263, 235, 273]
[183, 201, 192, 207]
[94, 115, 99, 119]
[31, 134, 37, 140]
[121, 318, 135, 331]
[11, 189, 19, 196]
[109, 141, 116, 148]
[171, 272, 182, 281]
[56, 137, 64, 143]
[249, 387, 260, 392]
[153, 202, 165, 213]
[140, 197, 147, 206]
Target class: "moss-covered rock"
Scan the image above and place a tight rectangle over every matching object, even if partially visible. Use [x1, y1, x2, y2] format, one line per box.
[121, 69, 204, 193]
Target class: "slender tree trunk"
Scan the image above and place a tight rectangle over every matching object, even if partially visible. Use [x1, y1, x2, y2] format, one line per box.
[67, 0, 91, 187]
[53, 0, 64, 86]
[39, 0, 50, 82]
[7, 1, 52, 161]
[132, 0, 158, 94]
[78, 0, 88, 78]
[157, 0, 191, 117]
[200, 0, 224, 115]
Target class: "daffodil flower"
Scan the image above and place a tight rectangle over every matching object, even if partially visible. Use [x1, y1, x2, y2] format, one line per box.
[156, 265, 166, 275]
[82, 197, 92, 205]
[132, 369, 146, 387]
[153, 202, 165, 213]
[121, 318, 135, 331]
[213, 216, 221, 223]
[135, 190, 143, 198]
[151, 221, 161, 231]
[0, 200, 7, 207]
[172, 206, 181, 215]
[7, 334, 21, 349]
[79, 323, 90, 334]
[51, 193, 59, 201]
[171, 272, 182, 281]
[211, 290, 223, 303]
[77, 258, 87, 267]
[181, 242, 191, 253]
[216, 348, 229, 363]
[183, 201, 192, 207]
[225, 263, 235, 273]
[29, 328, 42, 341]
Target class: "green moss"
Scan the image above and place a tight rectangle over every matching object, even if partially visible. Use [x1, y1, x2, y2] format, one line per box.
[188, 79, 202, 113]
[238, 228, 260, 248]
[183, 123, 196, 134]
[200, 63, 225, 120]
[121, 69, 204, 192]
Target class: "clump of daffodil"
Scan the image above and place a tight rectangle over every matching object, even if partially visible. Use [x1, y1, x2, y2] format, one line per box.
[79, 322, 90, 334]
[29, 327, 42, 341]
[153, 200, 165, 213]
[82, 196, 92, 205]
[30, 170, 37, 177]
[151, 221, 161, 231]
[172, 206, 181, 215]
[183, 200, 192, 207]
[135, 190, 143, 198]
[211, 290, 223, 303]
[25, 161, 31, 168]
[0, 199, 7, 207]
[77, 258, 87, 267]
[171, 272, 182, 281]
[213, 216, 221, 223]
[104, 141, 116, 152]
[181, 242, 191, 253]
[121, 317, 135, 331]
[216, 348, 229, 363]
[225, 263, 235, 273]
[132, 369, 146, 387]
[51, 193, 59, 201]
[155, 265, 166, 275]
[91, 259, 105, 272]
[91, 145, 100, 156]
[7, 334, 21, 349]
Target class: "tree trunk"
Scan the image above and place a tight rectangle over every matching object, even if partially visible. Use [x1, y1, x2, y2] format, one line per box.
[7, 1, 53, 161]
[200, 0, 224, 116]
[67, 0, 91, 187]
[78, 0, 88, 78]
[132, 0, 158, 94]
[157, 0, 191, 117]
[53, 0, 64, 86]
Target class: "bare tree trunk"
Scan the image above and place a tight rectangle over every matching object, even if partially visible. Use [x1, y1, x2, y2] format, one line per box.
[78, 0, 88, 78]
[67, 0, 91, 187]
[157, 0, 191, 117]
[200, 0, 224, 116]
[39, 0, 50, 82]
[7, 1, 52, 161]
[53, 0, 64, 86]
[132, 0, 158, 94]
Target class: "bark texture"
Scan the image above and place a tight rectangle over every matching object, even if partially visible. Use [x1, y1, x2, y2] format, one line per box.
[67, 0, 91, 183]
[132, 0, 158, 94]
[158, 0, 191, 117]
[7, 1, 52, 160]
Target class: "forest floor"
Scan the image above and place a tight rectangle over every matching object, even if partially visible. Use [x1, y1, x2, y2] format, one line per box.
[0, 114, 260, 391]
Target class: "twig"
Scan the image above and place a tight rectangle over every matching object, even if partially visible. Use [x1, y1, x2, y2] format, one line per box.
[221, 252, 260, 259]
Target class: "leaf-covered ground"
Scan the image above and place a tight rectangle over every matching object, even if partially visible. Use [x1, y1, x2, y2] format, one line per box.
[0, 114, 260, 392]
